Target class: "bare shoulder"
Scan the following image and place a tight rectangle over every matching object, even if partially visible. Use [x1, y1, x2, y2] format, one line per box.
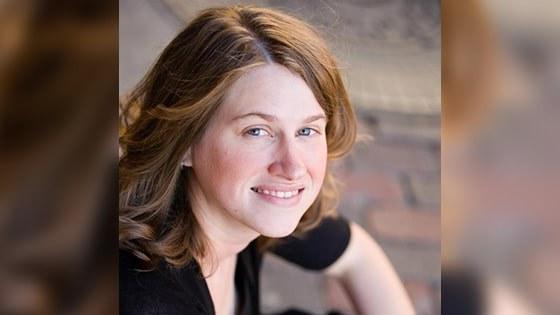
[325, 222, 376, 277]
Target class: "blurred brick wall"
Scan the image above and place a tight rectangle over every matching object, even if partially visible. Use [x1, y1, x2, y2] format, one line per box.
[335, 109, 440, 315]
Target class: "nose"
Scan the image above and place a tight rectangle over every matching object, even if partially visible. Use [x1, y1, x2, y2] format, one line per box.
[268, 137, 306, 181]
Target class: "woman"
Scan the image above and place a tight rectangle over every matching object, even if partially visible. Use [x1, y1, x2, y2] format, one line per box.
[119, 5, 413, 315]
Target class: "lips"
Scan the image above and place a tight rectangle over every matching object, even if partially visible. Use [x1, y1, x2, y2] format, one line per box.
[250, 185, 305, 199]
[250, 187, 304, 199]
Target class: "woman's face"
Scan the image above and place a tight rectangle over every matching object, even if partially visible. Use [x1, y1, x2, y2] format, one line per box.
[189, 64, 328, 238]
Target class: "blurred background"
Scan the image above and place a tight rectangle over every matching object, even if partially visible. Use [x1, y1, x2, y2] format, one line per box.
[443, 0, 560, 314]
[120, 1, 441, 314]
[0, 1, 118, 315]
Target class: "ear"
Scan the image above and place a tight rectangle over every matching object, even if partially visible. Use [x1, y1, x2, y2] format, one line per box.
[182, 147, 193, 167]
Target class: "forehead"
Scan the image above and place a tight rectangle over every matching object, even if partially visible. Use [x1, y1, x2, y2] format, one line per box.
[218, 64, 324, 119]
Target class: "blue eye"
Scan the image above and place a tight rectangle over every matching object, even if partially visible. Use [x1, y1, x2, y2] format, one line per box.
[297, 127, 316, 136]
[246, 128, 270, 137]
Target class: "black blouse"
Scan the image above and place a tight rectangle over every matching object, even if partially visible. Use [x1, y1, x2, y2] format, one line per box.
[120, 216, 351, 315]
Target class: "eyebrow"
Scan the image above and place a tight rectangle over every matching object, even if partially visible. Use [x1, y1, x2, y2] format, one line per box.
[232, 112, 327, 123]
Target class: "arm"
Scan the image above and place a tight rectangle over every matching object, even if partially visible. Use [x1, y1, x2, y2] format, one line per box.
[325, 222, 415, 315]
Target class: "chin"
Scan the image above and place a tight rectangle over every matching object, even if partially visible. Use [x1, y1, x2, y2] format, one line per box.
[255, 219, 300, 238]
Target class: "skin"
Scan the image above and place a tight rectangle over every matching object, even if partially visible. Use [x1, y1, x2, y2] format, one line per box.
[184, 64, 413, 315]
[185, 64, 327, 315]
[326, 223, 416, 315]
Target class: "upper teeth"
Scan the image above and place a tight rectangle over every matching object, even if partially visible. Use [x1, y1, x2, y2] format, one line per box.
[254, 188, 299, 199]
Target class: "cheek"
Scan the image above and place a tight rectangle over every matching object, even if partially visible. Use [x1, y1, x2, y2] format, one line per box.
[305, 141, 328, 183]
[202, 140, 265, 192]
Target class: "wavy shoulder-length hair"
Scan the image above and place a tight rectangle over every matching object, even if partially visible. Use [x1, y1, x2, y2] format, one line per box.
[119, 5, 356, 269]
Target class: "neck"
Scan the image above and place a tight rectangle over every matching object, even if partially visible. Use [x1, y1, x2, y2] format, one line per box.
[189, 180, 259, 275]
[188, 183, 256, 315]
[204, 255, 238, 315]
[195, 205, 258, 273]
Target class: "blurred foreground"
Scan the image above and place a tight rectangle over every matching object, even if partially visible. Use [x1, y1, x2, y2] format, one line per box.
[0, 1, 117, 314]
[443, 0, 560, 314]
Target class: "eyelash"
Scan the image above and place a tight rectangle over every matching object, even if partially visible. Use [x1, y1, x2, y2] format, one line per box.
[297, 127, 318, 136]
[244, 127, 321, 138]
[245, 127, 271, 137]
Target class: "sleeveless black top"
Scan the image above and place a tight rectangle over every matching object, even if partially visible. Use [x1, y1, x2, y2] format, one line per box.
[119, 217, 351, 315]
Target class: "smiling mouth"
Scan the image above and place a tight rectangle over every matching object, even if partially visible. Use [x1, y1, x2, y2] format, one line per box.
[250, 187, 305, 199]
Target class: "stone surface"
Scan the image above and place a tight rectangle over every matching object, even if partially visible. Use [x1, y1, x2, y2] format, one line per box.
[123, 0, 441, 114]
[380, 243, 441, 283]
[346, 140, 440, 173]
[406, 172, 441, 208]
[119, 0, 183, 95]
[337, 170, 405, 206]
[367, 208, 441, 245]
[260, 253, 327, 314]
[325, 277, 357, 315]
[404, 280, 439, 315]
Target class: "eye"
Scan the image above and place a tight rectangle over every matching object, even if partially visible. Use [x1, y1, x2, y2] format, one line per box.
[297, 127, 317, 136]
[245, 127, 271, 137]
